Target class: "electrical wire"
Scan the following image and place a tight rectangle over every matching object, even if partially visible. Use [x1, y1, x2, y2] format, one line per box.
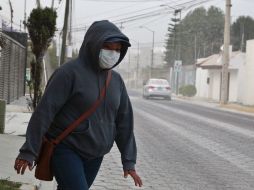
[78, 0, 183, 2]
[71, 0, 213, 29]
[74, 2, 142, 22]
[71, 4, 167, 29]
[59, 0, 216, 49]
[72, 0, 193, 28]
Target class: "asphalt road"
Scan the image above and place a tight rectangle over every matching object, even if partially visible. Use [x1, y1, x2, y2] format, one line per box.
[127, 90, 254, 190]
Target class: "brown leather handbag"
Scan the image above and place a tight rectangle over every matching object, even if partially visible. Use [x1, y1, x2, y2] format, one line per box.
[34, 71, 112, 181]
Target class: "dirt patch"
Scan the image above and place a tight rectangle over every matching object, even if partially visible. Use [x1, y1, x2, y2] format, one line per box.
[220, 104, 254, 113]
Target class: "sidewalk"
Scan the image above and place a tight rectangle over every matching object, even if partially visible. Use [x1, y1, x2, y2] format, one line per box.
[0, 97, 55, 190]
[0, 134, 52, 190]
[130, 88, 254, 116]
[173, 94, 254, 117]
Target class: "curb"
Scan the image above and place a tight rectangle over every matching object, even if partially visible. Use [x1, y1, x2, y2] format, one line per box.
[174, 95, 254, 117]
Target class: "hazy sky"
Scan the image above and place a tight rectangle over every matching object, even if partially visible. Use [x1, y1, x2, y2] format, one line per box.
[1, 0, 254, 50]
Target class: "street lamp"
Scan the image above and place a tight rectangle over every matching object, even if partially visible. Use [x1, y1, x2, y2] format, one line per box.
[140, 26, 154, 79]
[130, 39, 140, 88]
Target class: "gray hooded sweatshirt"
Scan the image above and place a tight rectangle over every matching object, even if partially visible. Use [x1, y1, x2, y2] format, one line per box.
[18, 20, 137, 170]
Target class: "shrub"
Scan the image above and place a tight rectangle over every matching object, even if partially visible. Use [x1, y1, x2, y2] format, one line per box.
[179, 85, 197, 97]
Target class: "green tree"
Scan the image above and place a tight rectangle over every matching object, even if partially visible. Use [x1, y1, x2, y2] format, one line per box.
[26, 7, 57, 110]
[164, 6, 224, 67]
[231, 16, 254, 52]
[205, 6, 224, 55]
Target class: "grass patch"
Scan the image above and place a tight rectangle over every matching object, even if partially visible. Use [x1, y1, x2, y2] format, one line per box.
[0, 178, 22, 190]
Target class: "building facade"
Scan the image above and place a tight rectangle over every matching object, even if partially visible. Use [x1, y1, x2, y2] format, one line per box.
[195, 40, 254, 105]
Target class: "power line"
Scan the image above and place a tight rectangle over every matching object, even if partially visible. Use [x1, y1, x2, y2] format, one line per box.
[79, 0, 149, 1]
[74, 2, 141, 22]
[59, 3, 169, 31]
[71, 4, 167, 29]
[72, 0, 190, 27]
[73, 0, 213, 28]
[58, 0, 215, 48]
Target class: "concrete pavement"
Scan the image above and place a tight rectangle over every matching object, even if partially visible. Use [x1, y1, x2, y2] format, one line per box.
[1, 97, 56, 190]
[0, 97, 138, 190]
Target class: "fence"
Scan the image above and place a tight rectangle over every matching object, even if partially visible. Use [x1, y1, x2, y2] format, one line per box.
[0, 32, 27, 104]
[170, 64, 196, 93]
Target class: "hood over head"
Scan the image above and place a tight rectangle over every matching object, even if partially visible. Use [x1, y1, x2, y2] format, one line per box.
[79, 20, 131, 70]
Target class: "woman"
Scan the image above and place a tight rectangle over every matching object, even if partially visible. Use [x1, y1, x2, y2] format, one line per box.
[14, 20, 142, 190]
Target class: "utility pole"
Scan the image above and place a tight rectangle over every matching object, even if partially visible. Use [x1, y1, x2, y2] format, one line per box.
[36, 0, 41, 8]
[177, 9, 182, 60]
[221, 0, 231, 104]
[194, 34, 197, 61]
[51, 0, 55, 9]
[128, 50, 131, 88]
[60, 0, 70, 65]
[176, 9, 181, 95]
[136, 42, 140, 88]
[240, 23, 245, 52]
[24, 0, 27, 31]
[131, 40, 140, 88]
[8, 0, 13, 31]
[119, 22, 124, 30]
[151, 30, 154, 78]
[67, 0, 72, 59]
[140, 26, 154, 79]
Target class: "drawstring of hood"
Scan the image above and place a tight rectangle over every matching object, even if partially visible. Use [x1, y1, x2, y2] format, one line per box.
[97, 72, 101, 100]
[97, 70, 108, 119]
[104, 73, 107, 118]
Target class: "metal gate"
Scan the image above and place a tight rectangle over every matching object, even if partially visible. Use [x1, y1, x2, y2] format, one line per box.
[0, 32, 26, 104]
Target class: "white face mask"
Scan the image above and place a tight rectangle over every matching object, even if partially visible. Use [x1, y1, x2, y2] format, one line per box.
[99, 49, 120, 69]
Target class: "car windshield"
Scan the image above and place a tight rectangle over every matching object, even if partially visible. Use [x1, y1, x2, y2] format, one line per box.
[149, 79, 168, 85]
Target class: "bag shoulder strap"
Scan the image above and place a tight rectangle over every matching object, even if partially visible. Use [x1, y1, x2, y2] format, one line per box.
[52, 70, 112, 145]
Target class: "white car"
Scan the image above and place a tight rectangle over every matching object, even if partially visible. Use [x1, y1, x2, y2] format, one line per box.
[143, 78, 171, 100]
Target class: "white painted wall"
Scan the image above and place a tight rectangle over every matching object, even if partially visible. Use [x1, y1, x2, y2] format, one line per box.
[237, 58, 247, 103]
[210, 70, 221, 101]
[196, 69, 239, 102]
[242, 40, 254, 105]
[195, 67, 208, 98]
[228, 70, 238, 102]
[195, 41, 254, 105]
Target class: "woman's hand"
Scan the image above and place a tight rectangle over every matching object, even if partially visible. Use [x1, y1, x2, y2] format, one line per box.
[124, 169, 143, 187]
[14, 159, 33, 175]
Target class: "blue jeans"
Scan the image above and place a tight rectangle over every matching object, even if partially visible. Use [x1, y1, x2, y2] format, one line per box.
[51, 143, 103, 190]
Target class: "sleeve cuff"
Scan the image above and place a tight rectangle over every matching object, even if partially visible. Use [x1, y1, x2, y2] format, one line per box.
[122, 161, 135, 171]
[17, 152, 36, 166]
